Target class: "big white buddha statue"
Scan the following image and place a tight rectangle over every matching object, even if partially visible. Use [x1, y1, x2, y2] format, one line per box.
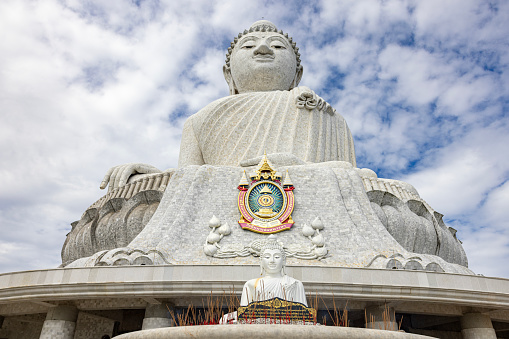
[62, 20, 470, 276]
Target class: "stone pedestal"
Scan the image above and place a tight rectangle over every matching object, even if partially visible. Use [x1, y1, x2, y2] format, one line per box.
[365, 305, 397, 330]
[39, 305, 78, 339]
[460, 313, 496, 339]
[141, 304, 173, 330]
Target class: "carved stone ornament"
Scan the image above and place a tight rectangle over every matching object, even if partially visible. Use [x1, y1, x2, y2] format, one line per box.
[203, 215, 328, 260]
[237, 154, 295, 234]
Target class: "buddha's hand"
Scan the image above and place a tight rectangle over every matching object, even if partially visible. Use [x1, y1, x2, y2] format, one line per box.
[240, 153, 307, 167]
[100, 163, 162, 192]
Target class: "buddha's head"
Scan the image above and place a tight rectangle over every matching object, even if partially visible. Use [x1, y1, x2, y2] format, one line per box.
[259, 235, 286, 276]
[224, 20, 304, 95]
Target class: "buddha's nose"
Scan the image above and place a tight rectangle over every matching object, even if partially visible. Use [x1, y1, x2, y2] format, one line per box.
[254, 42, 274, 56]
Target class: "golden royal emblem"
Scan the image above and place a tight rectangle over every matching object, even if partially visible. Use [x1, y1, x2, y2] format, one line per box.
[237, 154, 295, 234]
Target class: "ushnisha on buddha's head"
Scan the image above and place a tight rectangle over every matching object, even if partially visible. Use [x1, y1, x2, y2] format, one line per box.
[259, 235, 286, 277]
[223, 20, 304, 95]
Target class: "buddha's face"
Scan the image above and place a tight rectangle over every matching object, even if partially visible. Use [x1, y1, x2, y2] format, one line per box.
[228, 32, 301, 93]
[261, 249, 285, 275]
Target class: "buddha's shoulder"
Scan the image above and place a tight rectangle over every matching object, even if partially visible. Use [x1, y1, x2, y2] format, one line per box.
[191, 91, 287, 116]
[243, 277, 259, 289]
[184, 95, 240, 124]
[282, 275, 302, 283]
[185, 87, 341, 126]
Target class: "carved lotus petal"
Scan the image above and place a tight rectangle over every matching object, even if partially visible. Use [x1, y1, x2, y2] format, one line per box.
[314, 246, 328, 257]
[206, 232, 221, 244]
[203, 244, 218, 256]
[311, 216, 324, 230]
[209, 215, 221, 228]
[302, 224, 315, 237]
[311, 233, 325, 247]
[217, 223, 231, 236]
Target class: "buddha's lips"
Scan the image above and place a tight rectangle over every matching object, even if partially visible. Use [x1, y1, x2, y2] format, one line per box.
[253, 55, 275, 61]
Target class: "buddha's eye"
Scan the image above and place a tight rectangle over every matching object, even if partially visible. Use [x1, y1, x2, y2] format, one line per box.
[272, 45, 285, 49]
[242, 44, 255, 49]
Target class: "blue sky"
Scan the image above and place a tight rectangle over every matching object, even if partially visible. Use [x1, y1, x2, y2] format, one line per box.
[0, 0, 508, 278]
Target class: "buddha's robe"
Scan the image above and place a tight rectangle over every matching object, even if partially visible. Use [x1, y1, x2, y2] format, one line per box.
[178, 87, 356, 167]
[240, 275, 308, 307]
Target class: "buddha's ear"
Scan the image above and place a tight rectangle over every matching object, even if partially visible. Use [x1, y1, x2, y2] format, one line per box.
[223, 65, 238, 95]
[291, 65, 303, 89]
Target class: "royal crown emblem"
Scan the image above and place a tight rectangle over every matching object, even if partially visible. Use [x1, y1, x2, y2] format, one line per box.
[237, 154, 295, 234]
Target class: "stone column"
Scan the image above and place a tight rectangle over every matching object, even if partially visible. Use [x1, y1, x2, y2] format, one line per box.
[460, 313, 496, 339]
[142, 304, 173, 330]
[39, 305, 78, 339]
[364, 305, 397, 330]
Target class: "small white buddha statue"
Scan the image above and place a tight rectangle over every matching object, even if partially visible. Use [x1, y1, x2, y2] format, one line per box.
[240, 235, 308, 307]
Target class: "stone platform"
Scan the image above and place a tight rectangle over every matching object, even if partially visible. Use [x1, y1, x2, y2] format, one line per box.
[114, 324, 436, 339]
[0, 265, 508, 338]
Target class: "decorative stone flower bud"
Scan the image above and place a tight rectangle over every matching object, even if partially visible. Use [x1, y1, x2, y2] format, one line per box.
[311, 217, 324, 230]
[302, 224, 315, 237]
[314, 246, 328, 257]
[311, 233, 325, 247]
[204, 244, 218, 256]
[209, 215, 221, 228]
[217, 223, 231, 236]
[206, 232, 221, 244]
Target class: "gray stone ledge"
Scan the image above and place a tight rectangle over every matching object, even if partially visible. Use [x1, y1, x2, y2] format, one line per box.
[0, 265, 508, 314]
[114, 324, 436, 339]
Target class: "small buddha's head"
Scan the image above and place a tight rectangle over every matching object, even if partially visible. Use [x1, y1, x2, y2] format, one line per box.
[259, 235, 286, 276]
[224, 20, 303, 95]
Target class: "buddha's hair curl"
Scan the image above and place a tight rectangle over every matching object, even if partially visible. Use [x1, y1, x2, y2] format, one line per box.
[260, 235, 286, 260]
[224, 24, 301, 70]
